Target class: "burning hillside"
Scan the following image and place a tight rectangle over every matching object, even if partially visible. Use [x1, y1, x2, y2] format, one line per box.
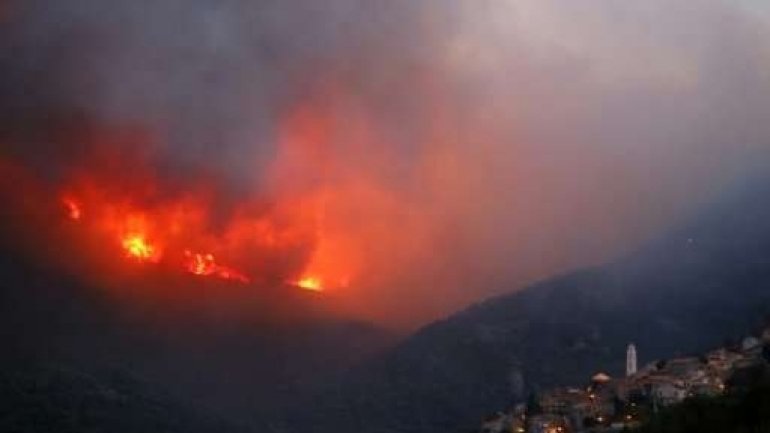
[0, 120, 356, 299]
[2, 0, 766, 329]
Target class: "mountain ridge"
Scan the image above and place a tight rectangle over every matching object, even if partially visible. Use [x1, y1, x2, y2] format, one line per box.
[279, 176, 770, 433]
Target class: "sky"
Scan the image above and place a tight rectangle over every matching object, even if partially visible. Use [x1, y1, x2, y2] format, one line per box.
[0, 0, 769, 328]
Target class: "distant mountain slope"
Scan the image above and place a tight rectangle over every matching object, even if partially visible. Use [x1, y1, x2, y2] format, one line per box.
[288, 177, 770, 433]
[0, 217, 394, 430]
[0, 362, 247, 433]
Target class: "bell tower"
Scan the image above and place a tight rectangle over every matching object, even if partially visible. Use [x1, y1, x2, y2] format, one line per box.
[626, 343, 637, 377]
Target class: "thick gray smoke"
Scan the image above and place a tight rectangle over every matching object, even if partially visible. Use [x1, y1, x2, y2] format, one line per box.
[1, 0, 769, 327]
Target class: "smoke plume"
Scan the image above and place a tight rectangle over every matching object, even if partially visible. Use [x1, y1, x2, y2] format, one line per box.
[1, 0, 769, 327]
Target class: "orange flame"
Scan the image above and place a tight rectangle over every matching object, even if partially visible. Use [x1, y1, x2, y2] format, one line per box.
[184, 250, 250, 283]
[295, 276, 323, 292]
[61, 194, 256, 283]
[121, 234, 160, 262]
[35, 109, 359, 294]
[62, 198, 82, 220]
[54, 183, 326, 287]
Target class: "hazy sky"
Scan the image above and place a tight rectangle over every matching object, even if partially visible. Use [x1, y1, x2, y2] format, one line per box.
[1, 0, 769, 327]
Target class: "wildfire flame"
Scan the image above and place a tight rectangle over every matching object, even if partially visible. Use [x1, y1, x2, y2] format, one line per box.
[4, 108, 358, 295]
[184, 250, 250, 283]
[53, 178, 350, 289]
[122, 234, 160, 262]
[62, 198, 82, 220]
[295, 276, 323, 292]
[60, 194, 255, 283]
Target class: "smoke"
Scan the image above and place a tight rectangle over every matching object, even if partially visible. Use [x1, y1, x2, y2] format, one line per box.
[1, 0, 769, 327]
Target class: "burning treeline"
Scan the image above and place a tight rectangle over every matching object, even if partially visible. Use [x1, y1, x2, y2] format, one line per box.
[0, 107, 357, 299]
[0, 79, 459, 326]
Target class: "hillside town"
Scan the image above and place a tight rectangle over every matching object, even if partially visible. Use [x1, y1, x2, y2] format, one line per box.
[479, 328, 770, 433]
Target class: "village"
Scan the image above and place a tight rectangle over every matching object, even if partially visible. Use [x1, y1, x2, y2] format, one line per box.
[479, 328, 770, 433]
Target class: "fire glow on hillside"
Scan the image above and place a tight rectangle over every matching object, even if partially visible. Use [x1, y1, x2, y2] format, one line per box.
[0, 97, 373, 296]
[56, 171, 343, 291]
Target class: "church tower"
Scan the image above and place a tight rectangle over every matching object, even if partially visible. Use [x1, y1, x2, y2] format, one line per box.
[626, 343, 637, 377]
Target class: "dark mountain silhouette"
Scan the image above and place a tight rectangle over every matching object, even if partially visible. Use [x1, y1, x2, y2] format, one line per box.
[283, 176, 770, 433]
[0, 225, 394, 431]
[3, 174, 769, 433]
[0, 362, 248, 433]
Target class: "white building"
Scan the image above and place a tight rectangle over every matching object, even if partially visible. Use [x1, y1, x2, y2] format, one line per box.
[626, 343, 638, 377]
